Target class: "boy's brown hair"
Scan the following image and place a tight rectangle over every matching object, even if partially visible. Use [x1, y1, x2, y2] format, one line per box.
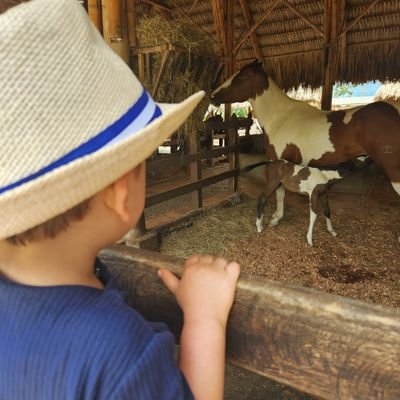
[6, 199, 91, 246]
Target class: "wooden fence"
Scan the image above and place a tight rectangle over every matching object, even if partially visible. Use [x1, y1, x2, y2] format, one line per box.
[100, 245, 400, 400]
[140, 116, 254, 231]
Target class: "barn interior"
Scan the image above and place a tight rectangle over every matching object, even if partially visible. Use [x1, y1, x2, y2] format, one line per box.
[1, 1, 399, 399]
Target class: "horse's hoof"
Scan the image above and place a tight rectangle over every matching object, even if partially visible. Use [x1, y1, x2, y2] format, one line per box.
[330, 231, 338, 237]
[269, 219, 279, 227]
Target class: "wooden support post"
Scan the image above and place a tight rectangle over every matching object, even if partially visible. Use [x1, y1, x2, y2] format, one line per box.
[321, 0, 333, 111]
[144, 53, 151, 83]
[224, 0, 236, 192]
[87, 0, 102, 33]
[227, 125, 238, 192]
[100, 246, 400, 400]
[102, 0, 129, 63]
[321, 0, 345, 111]
[151, 49, 170, 98]
[188, 131, 202, 209]
[138, 53, 145, 81]
[126, 0, 138, 48]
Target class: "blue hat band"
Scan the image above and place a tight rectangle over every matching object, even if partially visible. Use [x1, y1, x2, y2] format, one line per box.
[0, 89, 162, 195]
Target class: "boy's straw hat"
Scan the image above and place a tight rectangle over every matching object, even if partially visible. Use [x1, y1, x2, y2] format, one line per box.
[0, 0, 205, 239]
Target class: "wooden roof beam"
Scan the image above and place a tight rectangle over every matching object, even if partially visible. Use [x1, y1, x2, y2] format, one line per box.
[137, 0, 171, 12]
[211, 0, 228, 57]
[168, 0, 219, 48]
[239, 0, 263, 61]
[336, 0, 380, 41]
[233, 0, 280, 55]
[281, 0, 324, 38]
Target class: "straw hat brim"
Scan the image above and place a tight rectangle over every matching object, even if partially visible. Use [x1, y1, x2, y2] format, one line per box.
[0, 91, 205, 239]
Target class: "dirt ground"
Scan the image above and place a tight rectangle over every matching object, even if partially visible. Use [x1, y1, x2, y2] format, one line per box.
[156, 160, 400, 399]
[160, 164, 400, 309]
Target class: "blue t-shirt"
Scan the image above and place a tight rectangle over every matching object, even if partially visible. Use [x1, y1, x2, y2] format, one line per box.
[0, 259, 193, 399]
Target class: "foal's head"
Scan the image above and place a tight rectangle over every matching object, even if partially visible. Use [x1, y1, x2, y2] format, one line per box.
[211, 60, 269, 105]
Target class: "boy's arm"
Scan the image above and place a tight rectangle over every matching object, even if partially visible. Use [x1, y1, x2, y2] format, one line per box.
[159, 255, 240, 400]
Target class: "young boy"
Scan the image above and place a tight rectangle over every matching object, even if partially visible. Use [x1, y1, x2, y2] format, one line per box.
[0, 1, 240, 399]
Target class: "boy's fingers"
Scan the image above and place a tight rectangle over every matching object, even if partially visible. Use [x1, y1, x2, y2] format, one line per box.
[226, 261, 240, 281]
[158, 269, 180, 295]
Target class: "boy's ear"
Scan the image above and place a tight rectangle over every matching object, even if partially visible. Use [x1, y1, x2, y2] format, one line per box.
[103, 173, 131, 222]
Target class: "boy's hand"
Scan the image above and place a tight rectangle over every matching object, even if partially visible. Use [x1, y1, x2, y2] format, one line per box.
[158, 255, 240, 326]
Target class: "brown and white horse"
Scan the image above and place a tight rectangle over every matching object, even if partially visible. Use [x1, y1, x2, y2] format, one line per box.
[211, 60, 400, 227]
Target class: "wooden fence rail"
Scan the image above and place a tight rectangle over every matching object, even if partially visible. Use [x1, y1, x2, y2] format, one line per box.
[100, 245, 400, 400]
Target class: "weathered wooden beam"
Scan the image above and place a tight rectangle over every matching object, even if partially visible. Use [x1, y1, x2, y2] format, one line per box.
[168, 0, 219, 48]
[87, 0, 102, 33]
[147, 143, 243, 175]
[281, 0, 324, 38]
[233, 0, 280, 55]
[211, 0, 227, 57]
[337, 0, 380, 41]
[146, 167, 239, 207]
[126, 0, 138, 48]
[102, 0, 129, 63]
[151, 49, 170, 98]
[188, 131, 202, 209]
[239, 0, 263, 61]
[100, 246, 400, 400]
[137, 0, 171, 12]
[321, 0, 336, 110]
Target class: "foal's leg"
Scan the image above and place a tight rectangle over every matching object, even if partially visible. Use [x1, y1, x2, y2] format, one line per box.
[270, 185, 285, 226]
[256, 191, 267, 233]
[319, 192, 337, 238]
[306, 191, 320, 246]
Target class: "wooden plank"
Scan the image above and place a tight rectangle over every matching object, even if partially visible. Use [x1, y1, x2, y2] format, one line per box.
[138, 53, 145, 81]
[227, 127, 238, 192]
[151, 49, 170, 98]
[100, 245, 400, 400]
[147, 144, 243, 174]
[188, 131, 202, 209]
[146, 168, 239, 207]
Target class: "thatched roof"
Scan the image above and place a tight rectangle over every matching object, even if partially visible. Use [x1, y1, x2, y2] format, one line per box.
[2, 1, 399, 93]
[374, 82, 400, 102]
[134, 0, 400, 90]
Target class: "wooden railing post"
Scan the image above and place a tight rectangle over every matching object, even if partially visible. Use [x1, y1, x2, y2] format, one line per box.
[188, 130, 202, 209]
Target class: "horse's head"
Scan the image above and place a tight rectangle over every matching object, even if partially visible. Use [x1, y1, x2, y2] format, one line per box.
[210, 60, 269, 105]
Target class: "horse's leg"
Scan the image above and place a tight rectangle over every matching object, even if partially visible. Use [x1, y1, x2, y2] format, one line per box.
[306, 191, 320, 246]
[256, 191, 266, 233]
[319, 191, 337, 238]
[270, 185, 285, 226]
[391, 182, 400, 197]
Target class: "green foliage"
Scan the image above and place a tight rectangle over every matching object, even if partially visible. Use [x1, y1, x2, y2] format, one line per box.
[334, 83, 357, 97]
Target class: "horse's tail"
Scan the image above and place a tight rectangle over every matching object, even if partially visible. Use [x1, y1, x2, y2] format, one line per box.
[240, 161, 272, 173]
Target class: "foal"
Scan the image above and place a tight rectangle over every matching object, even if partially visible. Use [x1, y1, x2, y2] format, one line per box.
[251, 160, 359, 246]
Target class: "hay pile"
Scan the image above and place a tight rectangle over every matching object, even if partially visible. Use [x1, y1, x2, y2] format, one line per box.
[136, 13, 219, 135]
